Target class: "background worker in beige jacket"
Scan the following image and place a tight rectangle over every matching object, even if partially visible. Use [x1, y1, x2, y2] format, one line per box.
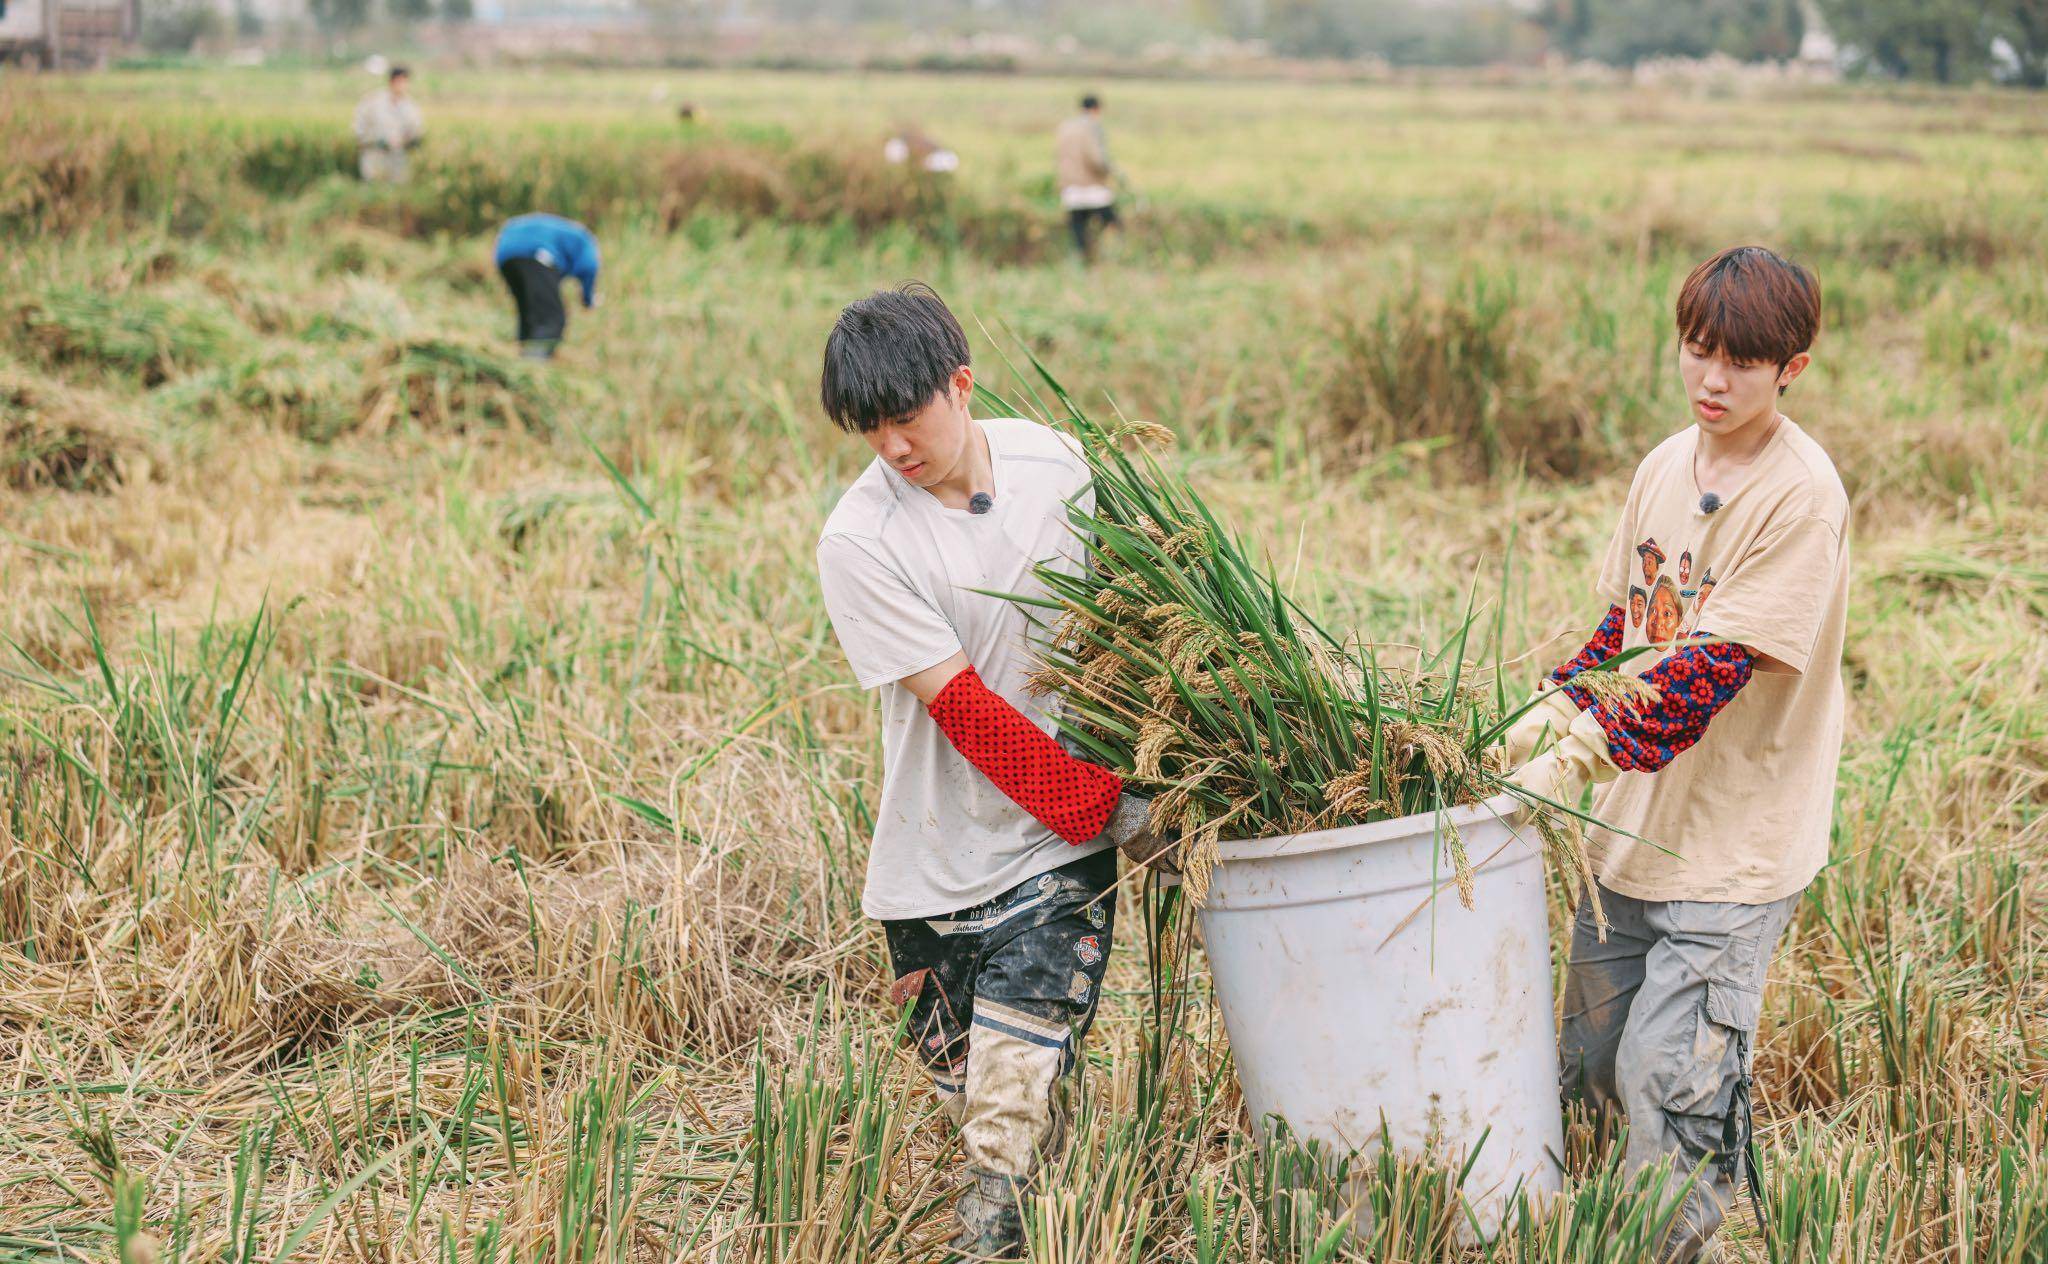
[1054, 94, 1120, 264]
[353, 66, 425, 184]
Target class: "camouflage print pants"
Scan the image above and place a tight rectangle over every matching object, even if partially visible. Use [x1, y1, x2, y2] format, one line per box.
[1560, 883, 1801, 1264]
[881, 848, 1117, 1180]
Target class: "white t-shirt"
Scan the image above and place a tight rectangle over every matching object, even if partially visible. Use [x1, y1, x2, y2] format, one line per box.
[817, 418, 1112, 920]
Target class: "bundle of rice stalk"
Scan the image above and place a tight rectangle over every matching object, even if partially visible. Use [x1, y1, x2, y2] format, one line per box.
[224, 347, 362, 442]
[991, 363, 1632, 907]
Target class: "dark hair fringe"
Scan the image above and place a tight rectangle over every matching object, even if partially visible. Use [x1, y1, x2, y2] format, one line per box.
[820, 282, 971, 433]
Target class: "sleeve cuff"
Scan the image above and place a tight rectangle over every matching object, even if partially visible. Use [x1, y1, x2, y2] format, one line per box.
[1710, 629, 1808, 675]
[853, 640, 965, 691]
[1564, 708, 1621, 784]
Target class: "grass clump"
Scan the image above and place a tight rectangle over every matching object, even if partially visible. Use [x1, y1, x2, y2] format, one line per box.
[0, 367, 148, 492]
[360, 336, 559, 436]
[10, 285, 238, 387]
[235, 131, 354, 198]
[1324, 275, 1600, 479]
[220, 348, 364, 442]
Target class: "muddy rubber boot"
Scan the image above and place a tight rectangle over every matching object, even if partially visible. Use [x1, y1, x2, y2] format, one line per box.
[948, 1167, 1027, 1261]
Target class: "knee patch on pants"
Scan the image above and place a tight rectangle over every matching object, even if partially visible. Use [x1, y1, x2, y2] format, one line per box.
[961, 998, 1074, 1178]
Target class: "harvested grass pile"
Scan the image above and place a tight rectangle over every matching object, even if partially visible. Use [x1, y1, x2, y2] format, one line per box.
[360, 336, 558, 436]
[10, 285, 237, 387]
[0, 367, 146, 492]
[0, 95, 119, 235]
[1005, 369, 1618, 903]
[659, 141, 955, 232]
[221, 348, 363, 442]
[1324, 275, 1603, 480]
[662, 142, 796, 224]
[658, 140, 1045, 258]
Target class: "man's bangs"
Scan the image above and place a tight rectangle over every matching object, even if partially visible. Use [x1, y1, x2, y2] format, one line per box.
[1676, 305, 1781, 368]
[1673, 246, 1821, 369]
[820, 282, 970, 434]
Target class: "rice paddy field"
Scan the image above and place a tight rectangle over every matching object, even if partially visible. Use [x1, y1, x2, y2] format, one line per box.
[3, 65, 2046, 1262]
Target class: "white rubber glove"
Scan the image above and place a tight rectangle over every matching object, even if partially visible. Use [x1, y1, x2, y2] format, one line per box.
[1503, 680, 1584, 769]
[1508, 708, 1620, 809]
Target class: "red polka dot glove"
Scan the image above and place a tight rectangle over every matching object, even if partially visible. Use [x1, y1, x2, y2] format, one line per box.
[926, 667, 1124, 845]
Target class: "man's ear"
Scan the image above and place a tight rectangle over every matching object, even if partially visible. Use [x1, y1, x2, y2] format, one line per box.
[952, 364, 975, 403]
[1777, 352, 1811, 394]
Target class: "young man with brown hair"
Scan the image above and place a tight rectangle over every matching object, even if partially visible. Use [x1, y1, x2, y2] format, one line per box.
[1505, 246, 1849, 1262]
[814, 283, 1170, 1259]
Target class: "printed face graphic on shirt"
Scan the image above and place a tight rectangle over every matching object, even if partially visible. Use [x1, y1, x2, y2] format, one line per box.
[1646, 575, 1684, 644]
[1679, 551, 1692, 584]
[1636, 537, 1665, 587]
[1629, 585, 1647, 629]
[1684, 569, 1717, 636]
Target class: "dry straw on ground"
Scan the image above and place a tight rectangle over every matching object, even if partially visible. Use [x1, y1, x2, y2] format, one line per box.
[0, 69, 2043, 1264]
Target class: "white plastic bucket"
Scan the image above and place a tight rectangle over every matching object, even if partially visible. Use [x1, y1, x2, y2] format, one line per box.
[1197, 792, 1561, 1236]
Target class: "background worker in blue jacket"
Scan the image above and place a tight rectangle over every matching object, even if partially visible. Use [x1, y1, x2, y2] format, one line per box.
[494, 214, 600, 360]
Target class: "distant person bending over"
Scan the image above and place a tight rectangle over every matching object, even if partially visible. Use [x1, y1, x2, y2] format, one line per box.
[1054, 93, 1120, 264]
[353, 65, 425, 184]
[1504, 246, 1849, 1264]
[493, 214, 600, 361]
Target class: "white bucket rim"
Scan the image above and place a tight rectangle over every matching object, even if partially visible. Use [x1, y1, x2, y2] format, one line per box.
[1214, 791, 1527, 863]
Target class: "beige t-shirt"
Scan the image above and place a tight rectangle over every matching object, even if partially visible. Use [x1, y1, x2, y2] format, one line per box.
[1584, 418, 1850, 904]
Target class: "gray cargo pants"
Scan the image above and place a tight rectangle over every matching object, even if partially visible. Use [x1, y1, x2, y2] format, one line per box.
[1560, 883, 1800, 1263]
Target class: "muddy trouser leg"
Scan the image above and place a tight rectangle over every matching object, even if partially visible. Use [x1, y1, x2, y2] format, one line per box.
[1619, 892, 1800, 1263]
[959, 848, 1116, 1179]
[881, 850, 1117, 1256]
[950, 849, 1116, 1259]
[881, 915, 977, 1128]
[1560, 884, 1655, 1126]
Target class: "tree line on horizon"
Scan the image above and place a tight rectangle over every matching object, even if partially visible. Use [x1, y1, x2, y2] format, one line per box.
[143, 0, 2047, 88]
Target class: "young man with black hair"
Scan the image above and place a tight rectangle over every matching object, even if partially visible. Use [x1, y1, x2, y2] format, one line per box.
[814, 283, 1170, 1258]
[1505, 245, 1849, 1263]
